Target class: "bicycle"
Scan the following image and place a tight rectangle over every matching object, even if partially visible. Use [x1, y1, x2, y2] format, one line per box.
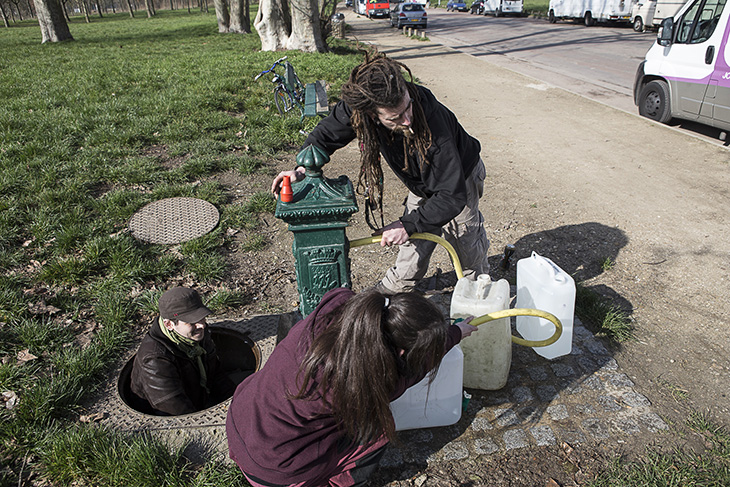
[254, 56, 306, 117]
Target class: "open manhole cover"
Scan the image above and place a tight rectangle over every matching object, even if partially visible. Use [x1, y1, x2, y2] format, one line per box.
[129, 197, 219, 244]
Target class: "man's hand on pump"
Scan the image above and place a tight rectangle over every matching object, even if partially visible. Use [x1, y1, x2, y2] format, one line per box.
[271, 167, 306, 196]
[372, 220, 409, 247]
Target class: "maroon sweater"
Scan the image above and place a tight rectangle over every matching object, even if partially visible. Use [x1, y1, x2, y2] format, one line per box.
[226, 287, 462, 484]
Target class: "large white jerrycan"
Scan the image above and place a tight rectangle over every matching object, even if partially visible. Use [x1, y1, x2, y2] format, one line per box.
[516, 252, 575, 360]
[450, 274, 511, 390]
[390, 345, 464, 431]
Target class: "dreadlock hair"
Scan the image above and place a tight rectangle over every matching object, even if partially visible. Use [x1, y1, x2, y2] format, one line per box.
[293, 290, 448, 445]
[340, 52, 433, 229]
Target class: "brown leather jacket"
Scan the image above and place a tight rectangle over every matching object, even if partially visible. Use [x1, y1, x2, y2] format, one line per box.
[130, 317, 229, 416]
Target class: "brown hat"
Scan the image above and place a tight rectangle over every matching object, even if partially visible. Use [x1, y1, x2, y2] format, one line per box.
[159, 287, 211, 323]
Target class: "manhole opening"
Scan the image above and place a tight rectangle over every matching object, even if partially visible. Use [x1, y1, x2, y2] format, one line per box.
[117, 326, 260, 416]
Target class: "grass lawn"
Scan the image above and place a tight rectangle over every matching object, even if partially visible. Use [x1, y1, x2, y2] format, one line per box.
[1, 8, 728, 487]
[0, 10, 362, 486]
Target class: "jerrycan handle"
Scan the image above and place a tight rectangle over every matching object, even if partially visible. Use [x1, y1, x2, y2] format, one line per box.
[532, 251, 567, 283]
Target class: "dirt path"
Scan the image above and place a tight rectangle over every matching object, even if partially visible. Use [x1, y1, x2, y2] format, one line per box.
[340, 12, 730, 433]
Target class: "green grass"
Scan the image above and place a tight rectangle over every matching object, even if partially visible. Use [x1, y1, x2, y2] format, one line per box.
[575, 282, 634, 343]
[523, 0, 549, 16]
[588, 412, 730, 486]
[0, 9, 362, 486]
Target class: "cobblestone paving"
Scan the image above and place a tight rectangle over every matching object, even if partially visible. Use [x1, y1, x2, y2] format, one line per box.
[379, 292, 667, 470]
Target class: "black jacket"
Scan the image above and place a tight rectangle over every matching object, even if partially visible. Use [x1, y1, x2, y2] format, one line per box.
[130, 317, 226, 416]
[303, 85, 481, 235]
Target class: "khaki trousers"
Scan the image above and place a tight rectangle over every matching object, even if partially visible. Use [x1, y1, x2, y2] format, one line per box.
[381, 159, 490, 293]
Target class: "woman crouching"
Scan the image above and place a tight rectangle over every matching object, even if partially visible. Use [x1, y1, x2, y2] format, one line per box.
[226, 287, 477, 487]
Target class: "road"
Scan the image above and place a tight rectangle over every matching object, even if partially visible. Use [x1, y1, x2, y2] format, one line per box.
[425, 11, 652, 113]
[381, 9, 729, 144]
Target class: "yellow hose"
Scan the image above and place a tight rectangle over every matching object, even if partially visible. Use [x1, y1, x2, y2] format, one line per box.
[349, 233, 562, 348]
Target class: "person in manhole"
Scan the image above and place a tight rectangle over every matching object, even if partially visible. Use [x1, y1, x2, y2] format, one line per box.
[272, 52, 490, 294]
[129, 287, 234, 416]
[226, 287, 477, 486]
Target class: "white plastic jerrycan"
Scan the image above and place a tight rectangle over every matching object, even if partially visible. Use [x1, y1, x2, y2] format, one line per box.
[390, 345, 463, 431]
[516, 252, 575, 360]
[450, 274, 511, 390]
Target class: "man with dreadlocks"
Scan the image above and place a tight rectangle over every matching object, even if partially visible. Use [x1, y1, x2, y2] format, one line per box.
[272, 53, 489, 294]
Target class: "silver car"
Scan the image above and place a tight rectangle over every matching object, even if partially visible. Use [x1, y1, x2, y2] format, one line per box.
[390, 2, 428, 28]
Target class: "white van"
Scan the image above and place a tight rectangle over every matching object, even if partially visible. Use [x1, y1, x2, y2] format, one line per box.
[483, 0, 524, 16]
[548, 0, 635, 25]
[355, 0, 368, 15]
[633, 0, 730, 132]
[630, 0, 686, 31]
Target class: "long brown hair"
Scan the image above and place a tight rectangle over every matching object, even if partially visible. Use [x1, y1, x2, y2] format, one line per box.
[340, 52, 432, 228]
[294, 291, 448, 445]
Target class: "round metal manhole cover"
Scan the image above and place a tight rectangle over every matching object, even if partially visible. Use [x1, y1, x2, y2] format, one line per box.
[129, 197, 219, 244]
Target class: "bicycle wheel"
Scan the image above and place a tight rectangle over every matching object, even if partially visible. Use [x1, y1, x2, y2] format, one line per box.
[274, 86, 294, 115]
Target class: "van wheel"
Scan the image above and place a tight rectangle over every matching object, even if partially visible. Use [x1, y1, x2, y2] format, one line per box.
[495, 7, 502, 16]
[548, 9, 556, 23]
[639, 80, 672, 124]
[584, 11, 595, 26]
[633, 16, 644, 32]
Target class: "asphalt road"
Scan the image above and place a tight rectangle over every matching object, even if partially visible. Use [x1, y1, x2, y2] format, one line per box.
[379, 9, 729, 144]
[424, 11, 652, 113]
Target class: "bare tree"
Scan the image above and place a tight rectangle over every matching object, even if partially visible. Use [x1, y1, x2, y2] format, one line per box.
[213, 0, 229, 31]
[253, 0, 290, 51]
[79, 0, 90, 22]
[254, 0, 327, 52]
[33, 0, 73, 42]
[286, 0, 324, 51]
[0, 1, 10, 26]
[228, 0, 249, 33]
[143, 0, 154, 16]
[9, 0, 23, 19]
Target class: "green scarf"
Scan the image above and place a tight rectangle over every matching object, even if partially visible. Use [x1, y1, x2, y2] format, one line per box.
[159, 317, 209, 393]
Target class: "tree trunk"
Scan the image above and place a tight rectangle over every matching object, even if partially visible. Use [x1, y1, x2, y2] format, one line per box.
[60, 0, 70, 20]
[125, 0, 133, 16]
[253, 0, 290, 51]
[80, 0, 90, 22]
[319, 0, 337, 37]
[0, 3, 9, 27]
[34, 0, 73, 42]
[26, 0, 34, 16]
[144, 0, 153, 16]
[95, 0, 102, 16]
[10, 0, 23, 20]
[228, 0, 250, 33]
[287, 0, 325, 52]
[213, 0, 229, 31]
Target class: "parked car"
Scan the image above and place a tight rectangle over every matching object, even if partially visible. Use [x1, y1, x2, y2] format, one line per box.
[447, 0, 469, 11]
[470, 0, 485, 14]
[390, 2, 428, 27]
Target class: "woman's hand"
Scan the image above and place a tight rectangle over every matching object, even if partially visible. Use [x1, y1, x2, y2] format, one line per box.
[455, 316, 478, 339]
[271, 167, 306, 195]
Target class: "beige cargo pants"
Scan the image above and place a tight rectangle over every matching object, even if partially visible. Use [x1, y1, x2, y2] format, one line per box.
[380, 159, 490, 293]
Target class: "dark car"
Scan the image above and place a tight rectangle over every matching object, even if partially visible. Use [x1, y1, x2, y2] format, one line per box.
[446, 0, 468, 11]
[390, 2, 427, 28]
[469, 0, 485, 14]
